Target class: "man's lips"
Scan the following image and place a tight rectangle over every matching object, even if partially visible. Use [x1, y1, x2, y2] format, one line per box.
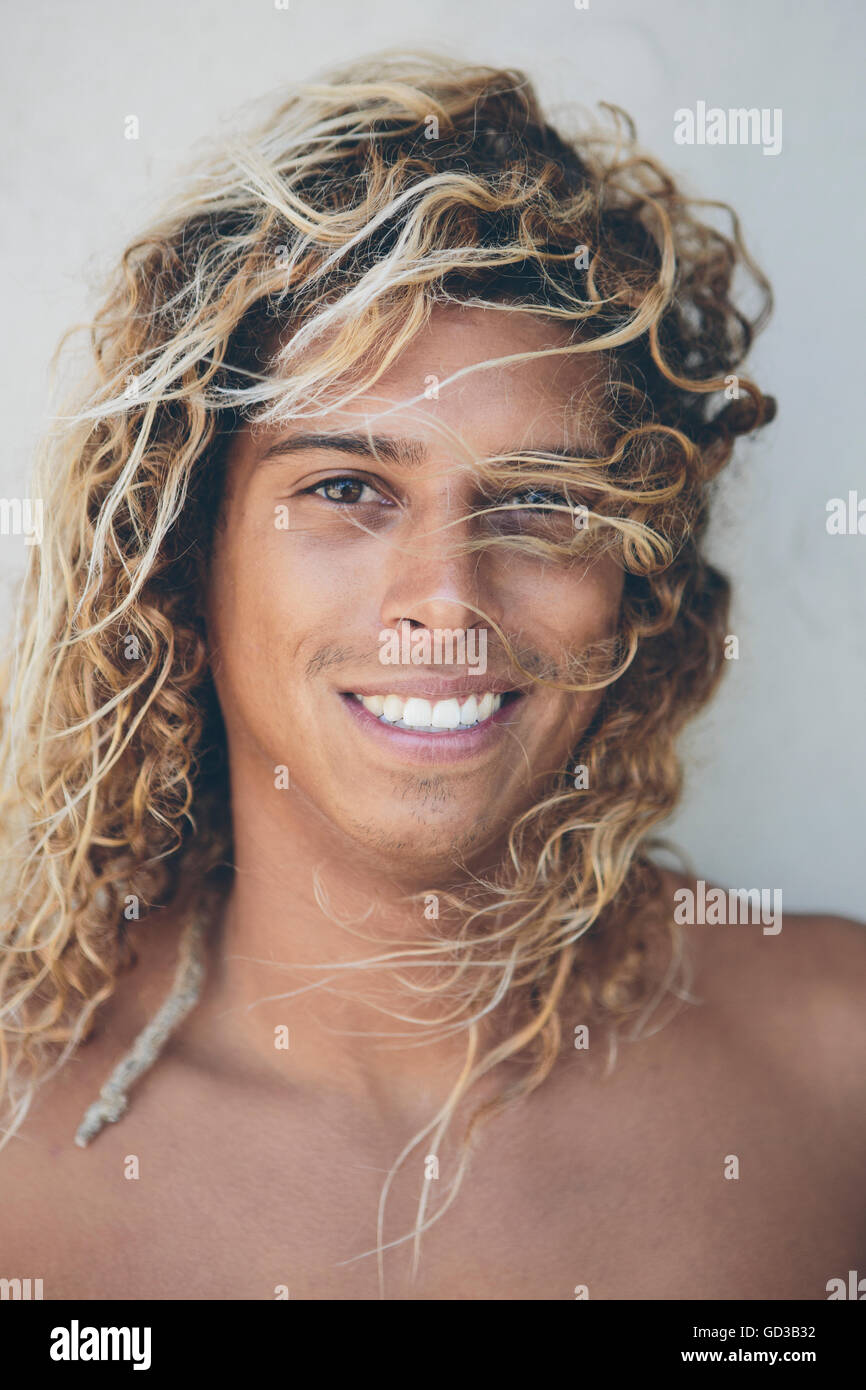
[341, 688, 522, 731]
[337, 686, 524, 760]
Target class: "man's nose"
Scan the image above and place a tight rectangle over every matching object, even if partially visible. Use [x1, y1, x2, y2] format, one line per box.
[379, 507, 487, 635]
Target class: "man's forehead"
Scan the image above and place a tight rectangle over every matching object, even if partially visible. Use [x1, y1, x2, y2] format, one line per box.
[270, 301, 605, 395]
[250, 304, 612, 459]
[259, 366, 608, 457]
[357, 305, 602, 394]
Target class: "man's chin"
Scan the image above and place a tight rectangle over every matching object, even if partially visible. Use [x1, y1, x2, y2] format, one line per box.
[331, 805, 509, 883]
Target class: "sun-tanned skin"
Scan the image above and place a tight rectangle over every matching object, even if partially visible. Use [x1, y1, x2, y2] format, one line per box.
[1, 308, 863, 1300]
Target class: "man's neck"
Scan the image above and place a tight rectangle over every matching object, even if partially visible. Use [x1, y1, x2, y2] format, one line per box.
[183, 770, 512, 1123]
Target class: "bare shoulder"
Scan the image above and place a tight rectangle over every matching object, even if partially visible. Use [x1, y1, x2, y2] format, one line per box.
[658, 867, 866, 1108]
[0, 898, 204, 1285]
[694, 896, 866, 1028]
[657, 865, 866, 982]
[0, 897, 194, 1165]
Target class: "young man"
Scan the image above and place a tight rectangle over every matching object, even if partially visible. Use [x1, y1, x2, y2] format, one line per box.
[0, 54, 863, 1302]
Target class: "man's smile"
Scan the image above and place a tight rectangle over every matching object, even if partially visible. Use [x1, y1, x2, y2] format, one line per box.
[338, 684, 525, 761]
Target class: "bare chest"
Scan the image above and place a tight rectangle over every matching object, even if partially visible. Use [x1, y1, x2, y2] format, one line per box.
[4, 1056, 861, 1301]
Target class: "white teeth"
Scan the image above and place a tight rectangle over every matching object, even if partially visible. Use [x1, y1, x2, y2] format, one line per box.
[402, 697, 432, 727]
[431, 698, 461, 729]
[357, 692, 505, 730]
[459, 695, 478, 725]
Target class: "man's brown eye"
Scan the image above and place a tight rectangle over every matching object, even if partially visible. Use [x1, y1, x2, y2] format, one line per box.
[314, 477, 376, 504]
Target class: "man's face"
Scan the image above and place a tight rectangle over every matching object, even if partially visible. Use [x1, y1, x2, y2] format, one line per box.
[206, 305, 624, 878]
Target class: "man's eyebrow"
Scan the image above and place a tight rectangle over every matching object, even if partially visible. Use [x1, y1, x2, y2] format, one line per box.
[255, 432, 428, 468]
[255, 433, 598, 469]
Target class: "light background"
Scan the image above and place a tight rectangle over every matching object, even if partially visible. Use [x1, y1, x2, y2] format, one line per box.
[1, 0, 863, 916]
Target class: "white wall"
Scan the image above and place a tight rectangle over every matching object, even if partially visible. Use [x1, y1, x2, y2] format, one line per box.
[1, 0, 863, 916]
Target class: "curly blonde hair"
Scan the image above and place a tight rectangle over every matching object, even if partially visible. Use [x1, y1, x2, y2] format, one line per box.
[0, 51, 774, 1287]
